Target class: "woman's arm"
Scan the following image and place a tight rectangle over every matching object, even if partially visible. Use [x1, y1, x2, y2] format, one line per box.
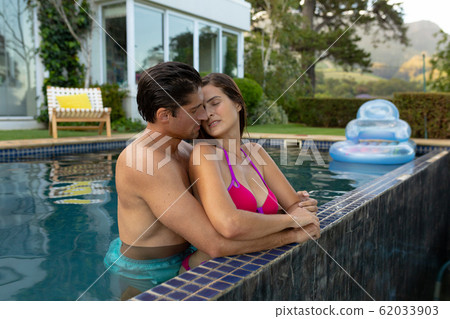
[242, 143, 319, 219]
[189, 143, 310, 240]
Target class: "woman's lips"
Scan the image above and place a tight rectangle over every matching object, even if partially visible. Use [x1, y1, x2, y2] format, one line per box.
[209, 120, 220, 128]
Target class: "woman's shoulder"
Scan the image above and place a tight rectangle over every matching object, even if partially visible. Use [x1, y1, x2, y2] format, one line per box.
[241, 141, 267, 156]
[191, 141, 221, 155]
[190, 141, 225, 168]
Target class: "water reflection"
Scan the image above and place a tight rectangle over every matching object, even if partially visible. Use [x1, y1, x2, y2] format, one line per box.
[49, 154, 113, 205]
[268, 147, 355, 206]
[329, 160, 402, 188]
[0, 152, 117, 300]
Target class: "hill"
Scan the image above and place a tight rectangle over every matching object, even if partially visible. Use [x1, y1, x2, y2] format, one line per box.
[356, 20, 445, 79]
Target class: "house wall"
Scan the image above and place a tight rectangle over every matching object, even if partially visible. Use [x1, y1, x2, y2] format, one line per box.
[2, 0, 251, 125]
[92, 0, 250, 120]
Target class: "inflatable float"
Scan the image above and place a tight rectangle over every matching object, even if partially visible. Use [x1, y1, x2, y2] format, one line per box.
[329, 99, 416, 164]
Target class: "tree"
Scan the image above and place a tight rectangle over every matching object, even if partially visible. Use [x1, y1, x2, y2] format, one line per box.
[245, 0, 309, 117]
[429, 30, 450, 92]
[0, 0, 35, 93]
[246, 0, 409, 96]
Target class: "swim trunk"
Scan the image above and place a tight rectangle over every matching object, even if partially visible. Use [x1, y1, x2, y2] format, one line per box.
[104, 237, 196, 286]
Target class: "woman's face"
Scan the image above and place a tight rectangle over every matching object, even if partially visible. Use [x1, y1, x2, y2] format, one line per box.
[201, 84, 241, 138]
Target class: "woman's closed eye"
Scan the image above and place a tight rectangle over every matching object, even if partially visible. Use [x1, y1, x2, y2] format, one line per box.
[206, 96, 221, 107]
[210, 98, 222, 107]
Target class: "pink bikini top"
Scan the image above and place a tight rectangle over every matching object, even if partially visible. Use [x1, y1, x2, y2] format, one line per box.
[222, 147, 278, 214]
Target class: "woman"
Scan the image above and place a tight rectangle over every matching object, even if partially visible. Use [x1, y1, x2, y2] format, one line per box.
[180, 73, 321, 272]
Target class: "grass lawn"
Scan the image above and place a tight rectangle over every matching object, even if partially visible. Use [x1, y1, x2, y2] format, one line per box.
[0, 124, 345, 141]
[246, 124, 345, 136]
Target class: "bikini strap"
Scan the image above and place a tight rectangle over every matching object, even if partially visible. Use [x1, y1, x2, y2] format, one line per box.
[240, 148, 268, 186]
[222, 147, 239, 186]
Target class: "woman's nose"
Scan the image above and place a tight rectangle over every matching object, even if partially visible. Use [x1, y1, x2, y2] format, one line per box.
[204, 105, 214, 118]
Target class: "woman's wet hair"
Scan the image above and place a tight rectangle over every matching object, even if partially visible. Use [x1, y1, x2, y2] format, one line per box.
[201, 73, 247, 138]
[137, 62, 202, 123]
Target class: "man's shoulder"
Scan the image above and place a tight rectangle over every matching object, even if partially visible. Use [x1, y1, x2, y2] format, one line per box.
[117, 143, 184, 181]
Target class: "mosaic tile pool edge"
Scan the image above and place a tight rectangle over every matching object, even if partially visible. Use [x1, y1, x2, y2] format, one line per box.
[0, 141, 127, 162]
[0, 138, 447, 163]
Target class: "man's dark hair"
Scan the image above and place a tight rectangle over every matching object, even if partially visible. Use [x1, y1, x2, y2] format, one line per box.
[137, 62, 202, 123]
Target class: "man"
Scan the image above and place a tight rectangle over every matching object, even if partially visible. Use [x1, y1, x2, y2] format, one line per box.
[104, 62, 320, 297]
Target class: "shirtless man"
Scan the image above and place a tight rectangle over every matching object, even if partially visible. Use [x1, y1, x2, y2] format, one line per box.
[104, 62, 320, 295]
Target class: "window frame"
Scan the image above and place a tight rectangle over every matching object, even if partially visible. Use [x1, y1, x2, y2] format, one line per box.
[99, 0, 244, 90]
[133, 2, 165, 84]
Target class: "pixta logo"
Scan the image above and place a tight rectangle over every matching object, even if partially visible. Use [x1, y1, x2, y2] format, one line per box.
[125, 130, 326, 176]
[125, 129, 173, 176]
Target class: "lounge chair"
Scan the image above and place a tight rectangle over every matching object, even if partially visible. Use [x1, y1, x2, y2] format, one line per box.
[47, 86, 111, 138]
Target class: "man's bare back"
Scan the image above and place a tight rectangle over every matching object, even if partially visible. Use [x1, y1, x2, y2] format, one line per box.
[116, 135, 194, 258]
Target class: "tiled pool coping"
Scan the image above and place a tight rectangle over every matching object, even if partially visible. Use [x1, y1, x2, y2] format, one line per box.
[0, 135, 132, 162]
[0, 133, 448, 162]
[131, 149, 449, 301]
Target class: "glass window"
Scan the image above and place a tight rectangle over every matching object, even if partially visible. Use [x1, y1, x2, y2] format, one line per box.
[168, 15, 193, 65]
[103, 3, 127, 87]
[199, 24, 219, 75]
[134, 5, 163, 84]
[0, 0, 36, 116]
[222, 31, 238, 78]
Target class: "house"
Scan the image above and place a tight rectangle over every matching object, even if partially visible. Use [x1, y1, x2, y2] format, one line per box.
[0, 0, 251, 129]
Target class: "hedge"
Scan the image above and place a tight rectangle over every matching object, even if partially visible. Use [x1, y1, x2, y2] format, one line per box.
[393, 92, 450, 139]
[287, 93, 449, 139]
[286, 98, 372, 128]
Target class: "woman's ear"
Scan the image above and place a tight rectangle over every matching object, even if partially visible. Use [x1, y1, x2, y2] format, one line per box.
[156, 108, 170, 122]
[236, 103, 242, 111]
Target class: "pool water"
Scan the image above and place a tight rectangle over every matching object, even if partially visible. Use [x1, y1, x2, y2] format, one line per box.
[0, 147, 400, 300]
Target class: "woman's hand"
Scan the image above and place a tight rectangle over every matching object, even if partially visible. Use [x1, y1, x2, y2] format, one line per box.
[296, 191, 318, 213]
[287, 206, 320, 229]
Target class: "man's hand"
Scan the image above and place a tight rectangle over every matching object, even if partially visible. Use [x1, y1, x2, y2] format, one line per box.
[296, 191, 318, 213]
[291, 223, 321, 243]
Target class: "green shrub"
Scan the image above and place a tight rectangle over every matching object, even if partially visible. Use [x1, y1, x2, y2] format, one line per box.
[234, 77, 264, 114]
[36, 104, 49, 126]
[112, 117, 146, 132]
[248, 96, 288, 125]
[393, 92, 450, 139]
[95, 83, 128, 122]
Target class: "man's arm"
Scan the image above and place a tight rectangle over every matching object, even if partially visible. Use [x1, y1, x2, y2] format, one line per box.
[189, 223, 320, 269]
[213, 223, 320, 258]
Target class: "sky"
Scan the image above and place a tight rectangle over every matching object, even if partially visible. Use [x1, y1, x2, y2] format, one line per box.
[398, 0, 450, 33]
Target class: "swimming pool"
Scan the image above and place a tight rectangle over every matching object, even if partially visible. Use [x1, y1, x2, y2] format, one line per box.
[0, 146, 401, 300]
